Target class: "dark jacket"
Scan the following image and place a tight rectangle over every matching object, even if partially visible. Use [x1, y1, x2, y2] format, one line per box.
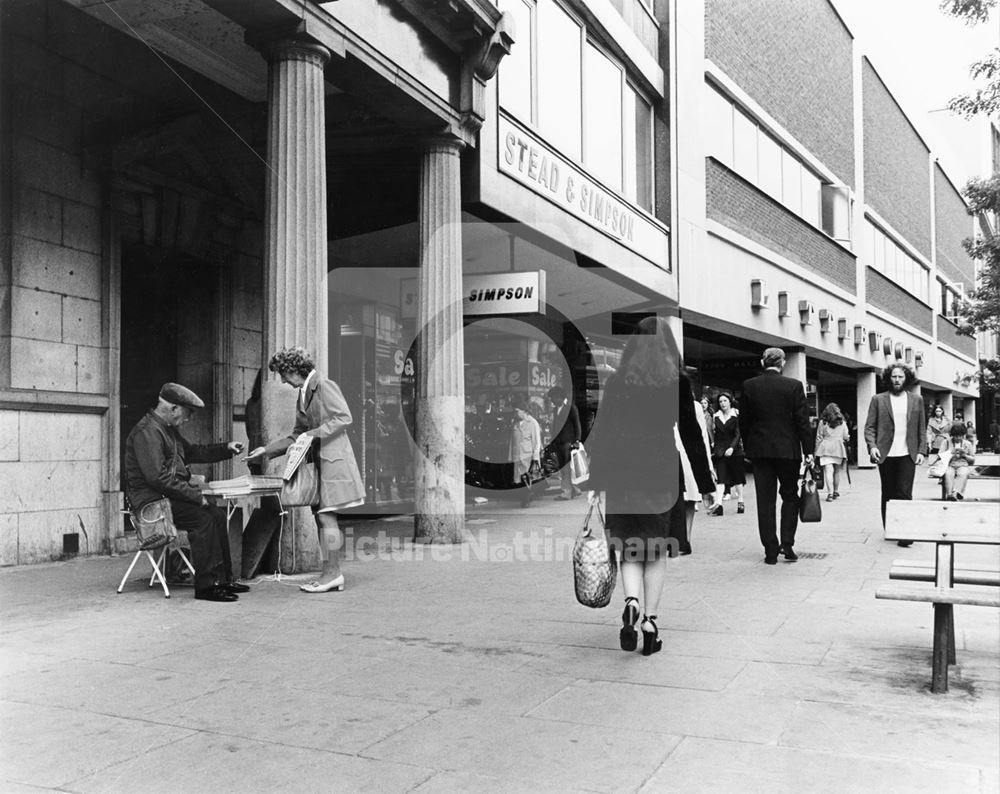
[551, 401, 582, 446]
[124, 410, 232, 509]
[863, 391, 926, 463]
[738, 370, 814, 459]
[588, 372, 714, 499]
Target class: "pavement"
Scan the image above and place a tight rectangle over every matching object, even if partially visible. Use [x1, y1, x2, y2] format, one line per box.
[1, 467, 998, 794]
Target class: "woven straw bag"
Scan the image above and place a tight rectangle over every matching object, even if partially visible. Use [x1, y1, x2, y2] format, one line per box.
[572, 502, 617, 608]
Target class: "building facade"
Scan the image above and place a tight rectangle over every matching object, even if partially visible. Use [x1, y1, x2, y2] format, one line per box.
[672, 0, 980, 460]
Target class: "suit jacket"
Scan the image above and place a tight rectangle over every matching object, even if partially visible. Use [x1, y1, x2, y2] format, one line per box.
[738, 370, 814, 459]
[863, 391, 926, 463]
[265, 374, 365, 507]
[551, 401, 581, 446]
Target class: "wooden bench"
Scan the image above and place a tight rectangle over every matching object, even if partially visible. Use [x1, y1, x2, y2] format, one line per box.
[876, 500, 1000, 693]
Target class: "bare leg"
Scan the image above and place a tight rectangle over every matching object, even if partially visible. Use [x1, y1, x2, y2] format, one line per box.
[315, 512, 343, 582]
[942, 467, 955, 496]
[823, 463, 835, 493]
[832, 464, 841, 494]
[641, 555, 669, 619]
[733, 483, 744, 503]
[953, 465, 970, 496]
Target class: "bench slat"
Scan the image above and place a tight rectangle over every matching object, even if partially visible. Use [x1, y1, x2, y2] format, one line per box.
[889, 560, 1000, 587]
[885, 500, 1000, 544]
[876, 584, 1000, 608]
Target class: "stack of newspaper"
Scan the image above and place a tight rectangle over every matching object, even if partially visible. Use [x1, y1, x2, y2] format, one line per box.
[202, 474, 284, 497]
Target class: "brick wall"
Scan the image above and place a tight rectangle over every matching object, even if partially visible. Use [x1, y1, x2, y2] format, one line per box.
[862, 59, 932, 259]
[865, 267, 932, 334]
[934, 164, 975, 289]
[706, 159, 857, 292]
[705, 0, 854, 187]
[937, 314, 978, 359]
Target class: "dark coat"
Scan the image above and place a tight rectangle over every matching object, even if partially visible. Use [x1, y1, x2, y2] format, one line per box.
[265, 374, 365, 508]
[551, 401, 581, 446]
[863, 391, 927, 463]
[588, 372, 714, 502]
[124, 410, 232, 509]
[738, 370, 814, 459]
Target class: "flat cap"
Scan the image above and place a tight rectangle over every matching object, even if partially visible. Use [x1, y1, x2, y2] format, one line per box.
[159, 382, 205, 408]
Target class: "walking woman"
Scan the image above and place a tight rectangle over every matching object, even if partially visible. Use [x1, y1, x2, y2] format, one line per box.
[712, 392, 746, 514]
[815, 402, 849, 501]
[925, 405, 949, 466]
[587, 317, 715, 656]
[246, 347, 365, 593]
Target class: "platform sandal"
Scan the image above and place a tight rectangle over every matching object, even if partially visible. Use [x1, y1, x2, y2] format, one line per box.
[641, 614, 662, 656]
[620, 597, 639, 651]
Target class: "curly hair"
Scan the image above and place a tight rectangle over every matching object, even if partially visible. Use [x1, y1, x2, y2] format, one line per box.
[881, 363, 917, 390]
[820, 402, 844, 427]
[268, 346, 315, 378]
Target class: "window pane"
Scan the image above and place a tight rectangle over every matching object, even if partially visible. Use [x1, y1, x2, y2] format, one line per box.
[704, 86, 733, 166]
[758, 132, 782, 199]
[732, 108, 757, 182]
[781, 151, 801, 214]
[801, 170, 821, 227]
[498, 0, 532, 121]
[624, 85, 652, 211]
[537, 0, 582, 160]
[873, 228, 885, 273]
[583, 42, 622, 190]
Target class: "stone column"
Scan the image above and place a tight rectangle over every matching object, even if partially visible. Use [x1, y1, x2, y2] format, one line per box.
[259, 38, 331, 571]
[941, 392, 954, 421]
[856, 370, 877, 468]
[784, 350, 807, 387]
[414, 137, 466, 544]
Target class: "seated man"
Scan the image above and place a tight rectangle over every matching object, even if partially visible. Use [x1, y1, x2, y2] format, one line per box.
[124, 382, 247, 602]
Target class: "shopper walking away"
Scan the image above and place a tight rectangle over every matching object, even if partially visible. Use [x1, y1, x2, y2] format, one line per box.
[738, 347, 814, 564]
[587, 317, 715, 656]
[815, 402, 849, 502]
[546, 386, 582, 501]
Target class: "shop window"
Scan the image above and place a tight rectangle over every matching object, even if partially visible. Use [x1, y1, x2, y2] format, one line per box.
[498, 0, 534, 122]
[584, 41, 623, 191]
[537, 0, 582, 160]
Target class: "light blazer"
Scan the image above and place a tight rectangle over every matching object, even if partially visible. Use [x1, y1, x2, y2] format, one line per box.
[265, 375, 365, 507]
[863, 391, 927, 463]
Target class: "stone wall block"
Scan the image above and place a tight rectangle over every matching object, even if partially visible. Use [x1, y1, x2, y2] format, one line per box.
[13, 83, 80, 152]
[7, 37, 62, 93]
[18, 507, 103, 563]
[10, 338, 77, 391]
[13, 236, 101, 300]
[62, 200, 102, 255]
[76, 345, 107, 394]
[232, 289, 263, 332]
[20, 412, 101, 462]
[11, 286, 62, 342]
[14, 187, 62, 245]
[0, 412, 19, 461]
[0, 513, 18, 566]
[62, 296, 102, 346]
[0, 461, 102, 513]
[233, 328, 262, 368]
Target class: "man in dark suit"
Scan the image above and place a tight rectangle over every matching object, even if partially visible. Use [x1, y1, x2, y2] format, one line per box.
[546, 386, 582, 500]
[739, 348, 814, 564]
[863, 364, 926, 545]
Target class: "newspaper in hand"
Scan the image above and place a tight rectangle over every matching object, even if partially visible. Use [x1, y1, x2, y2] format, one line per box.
[283, 434, 314, 481]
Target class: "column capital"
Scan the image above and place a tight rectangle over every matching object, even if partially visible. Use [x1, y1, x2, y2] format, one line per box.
[421, 135, 466, 156]
[258, 38, 331, 68]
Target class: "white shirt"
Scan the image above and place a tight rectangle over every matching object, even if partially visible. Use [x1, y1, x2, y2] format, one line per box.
[299, 370, 316, 412]
[887, 392, 909, 457]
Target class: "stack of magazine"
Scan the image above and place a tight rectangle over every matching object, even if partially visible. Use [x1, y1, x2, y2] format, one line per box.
[202, 474, 284, 497]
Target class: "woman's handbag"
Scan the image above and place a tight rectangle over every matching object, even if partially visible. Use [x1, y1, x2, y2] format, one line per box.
[280, 460, 320, 507]
[133, 498, 178, 550]
[798, 476, 822, 523]
[928, 450, 952, 478]
[570, 443, 590, 485]
[572, 501, 617, 608]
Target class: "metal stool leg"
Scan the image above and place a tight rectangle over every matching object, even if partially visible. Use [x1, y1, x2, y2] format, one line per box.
[117, 551, 144, 594]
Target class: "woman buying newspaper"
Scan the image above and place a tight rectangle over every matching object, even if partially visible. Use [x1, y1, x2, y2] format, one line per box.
[246, 347, 365, 593]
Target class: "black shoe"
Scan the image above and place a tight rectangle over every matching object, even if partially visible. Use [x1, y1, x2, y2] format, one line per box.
[641, 615, 662, 656]
[896, 540, 913, 547]
[222, 581, 250, 594]
[764, 555, 778, 565]
[781, 545, 798, 562]
[195, 586, 238, 602]
[736, 502, 745, 514]
[708, 504, 723, 517]
[620, 597, 639, 651]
